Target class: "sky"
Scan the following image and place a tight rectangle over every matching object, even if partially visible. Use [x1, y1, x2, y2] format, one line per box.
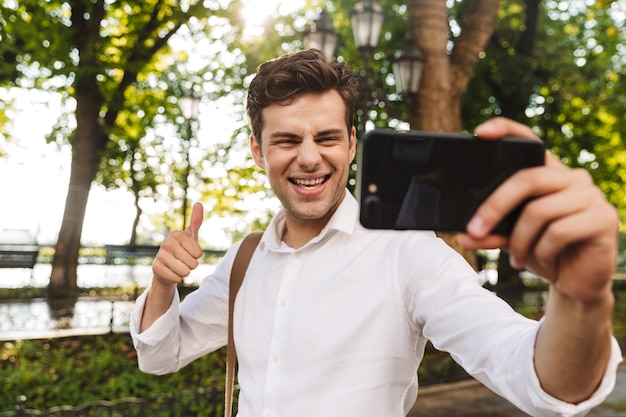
[0, 88, 138, 245]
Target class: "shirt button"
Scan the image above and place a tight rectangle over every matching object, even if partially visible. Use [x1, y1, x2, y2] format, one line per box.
[280, 298, 287, 307]
[272, 354, 279, 363]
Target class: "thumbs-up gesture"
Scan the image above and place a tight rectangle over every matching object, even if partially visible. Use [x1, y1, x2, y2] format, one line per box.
[152, 202, 205, 286]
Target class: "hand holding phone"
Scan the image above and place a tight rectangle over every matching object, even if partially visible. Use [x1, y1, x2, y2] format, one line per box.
[357, 129, 545, 234]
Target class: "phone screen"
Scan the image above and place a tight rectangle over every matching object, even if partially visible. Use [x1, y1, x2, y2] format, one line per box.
[357, 129, 545, 234]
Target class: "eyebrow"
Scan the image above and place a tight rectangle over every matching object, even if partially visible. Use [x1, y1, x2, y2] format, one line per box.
[315, 128, 344, 138]
[269, 131, 301, 140]
[268, 128, 344, 140]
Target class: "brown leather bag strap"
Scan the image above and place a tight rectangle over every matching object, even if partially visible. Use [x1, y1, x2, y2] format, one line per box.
[225, 232, 263, 417]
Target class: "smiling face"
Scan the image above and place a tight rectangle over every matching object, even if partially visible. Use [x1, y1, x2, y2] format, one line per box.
[251, 90, 356, 231]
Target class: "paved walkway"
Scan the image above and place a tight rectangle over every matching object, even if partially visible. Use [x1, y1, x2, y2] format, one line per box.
[408, 363, 626, 416]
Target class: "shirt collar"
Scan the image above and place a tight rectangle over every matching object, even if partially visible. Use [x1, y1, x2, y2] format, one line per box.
[261, 189, 359, 251]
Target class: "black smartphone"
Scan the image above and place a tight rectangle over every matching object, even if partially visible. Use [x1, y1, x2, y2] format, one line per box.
[357, 129, 545, 234]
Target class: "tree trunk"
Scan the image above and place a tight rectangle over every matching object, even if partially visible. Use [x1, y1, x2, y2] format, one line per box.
[409, 0, 454, 131]
[130, 194, 142, 247]
[48, 89, 106, 297]
[491, 0, 540, 287]
[497, 251, 525, 288]
[407, 0, 501, 269]
[46, 0, 185, 297]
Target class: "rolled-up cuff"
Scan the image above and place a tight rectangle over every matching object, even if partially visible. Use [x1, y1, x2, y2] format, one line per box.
[527, 334, 623, 417]
[130, 287, 180, 347]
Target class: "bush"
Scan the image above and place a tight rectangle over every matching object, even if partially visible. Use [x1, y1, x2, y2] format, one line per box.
[0, 333, 227, 412]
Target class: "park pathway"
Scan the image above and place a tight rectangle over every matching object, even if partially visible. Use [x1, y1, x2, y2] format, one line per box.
[408, 363, 626, 416]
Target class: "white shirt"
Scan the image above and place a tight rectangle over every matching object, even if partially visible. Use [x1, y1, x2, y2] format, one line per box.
[131, 191, 622, 417]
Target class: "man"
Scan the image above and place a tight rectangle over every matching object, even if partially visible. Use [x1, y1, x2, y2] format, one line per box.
[131, 49, 622, 416]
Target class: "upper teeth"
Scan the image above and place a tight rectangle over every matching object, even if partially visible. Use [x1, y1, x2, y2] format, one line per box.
[295, 177, 324, 186]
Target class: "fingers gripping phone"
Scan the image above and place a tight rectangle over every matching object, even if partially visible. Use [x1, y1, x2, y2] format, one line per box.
[356, 129, 545, 235]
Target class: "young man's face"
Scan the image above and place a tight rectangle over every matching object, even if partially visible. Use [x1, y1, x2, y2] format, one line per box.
[250, 90, 356, 227]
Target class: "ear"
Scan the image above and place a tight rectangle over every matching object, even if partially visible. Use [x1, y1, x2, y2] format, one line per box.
[250, 134, 265, 169]
[349, 126, 357, 161]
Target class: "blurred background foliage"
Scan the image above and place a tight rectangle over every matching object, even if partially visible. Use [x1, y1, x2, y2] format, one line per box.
[0, 0, 625, 291]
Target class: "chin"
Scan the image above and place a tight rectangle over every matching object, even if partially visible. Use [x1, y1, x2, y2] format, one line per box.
[286, 203, 333, 221]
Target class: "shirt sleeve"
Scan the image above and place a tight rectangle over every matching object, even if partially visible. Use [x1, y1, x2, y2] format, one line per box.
[130, 288, 184, 374]
[397, 233, 623, 417]
[129, 242, 241, 375]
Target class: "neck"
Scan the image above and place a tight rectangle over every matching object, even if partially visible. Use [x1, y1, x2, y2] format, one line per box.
[282, 217, 328, 249]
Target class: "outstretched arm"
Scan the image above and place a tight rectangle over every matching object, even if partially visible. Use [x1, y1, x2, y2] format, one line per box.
[140, 202, 205, 332]
[459, 117, 619, 403]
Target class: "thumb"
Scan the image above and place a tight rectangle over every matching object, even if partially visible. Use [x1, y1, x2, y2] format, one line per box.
[185, 202, 204, 240]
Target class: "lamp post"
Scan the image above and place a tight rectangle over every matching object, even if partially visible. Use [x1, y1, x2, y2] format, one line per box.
[350, 0, 384, 137]
[303, 2, 424, 133]
[303, 3, 384, 136]
[303, 9, 340, 62]
[179, 90, 200, 229]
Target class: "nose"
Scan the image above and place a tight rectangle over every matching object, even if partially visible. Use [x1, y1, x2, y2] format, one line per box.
[296, 139, 322, 170]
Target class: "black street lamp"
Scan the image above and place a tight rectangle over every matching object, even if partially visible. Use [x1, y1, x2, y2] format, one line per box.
[351, 0, 385, 63]
[181, 90, 200, 121]
[180, 90, 200, 229]
[303, 9, 340, 62]
[350, 0, 384, 136]
[392, 37, 426, 97]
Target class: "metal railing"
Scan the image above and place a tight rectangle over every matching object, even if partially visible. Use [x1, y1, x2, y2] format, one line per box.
[2, 385, 228, 417]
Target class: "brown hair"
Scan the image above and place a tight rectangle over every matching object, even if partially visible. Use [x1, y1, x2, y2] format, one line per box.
[246, 49, 358, 148]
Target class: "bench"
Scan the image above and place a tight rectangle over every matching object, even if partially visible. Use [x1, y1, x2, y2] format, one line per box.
[104, 245, 160, 264]
[0, 245, 39, 269]
[104, 244, 227, 265]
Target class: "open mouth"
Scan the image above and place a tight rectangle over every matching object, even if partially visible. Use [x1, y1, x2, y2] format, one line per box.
[289, 175, 331, 187]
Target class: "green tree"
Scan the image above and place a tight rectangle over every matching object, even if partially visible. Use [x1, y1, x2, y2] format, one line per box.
[0, 0, 235, 296]
[462, 0, 626, 285]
